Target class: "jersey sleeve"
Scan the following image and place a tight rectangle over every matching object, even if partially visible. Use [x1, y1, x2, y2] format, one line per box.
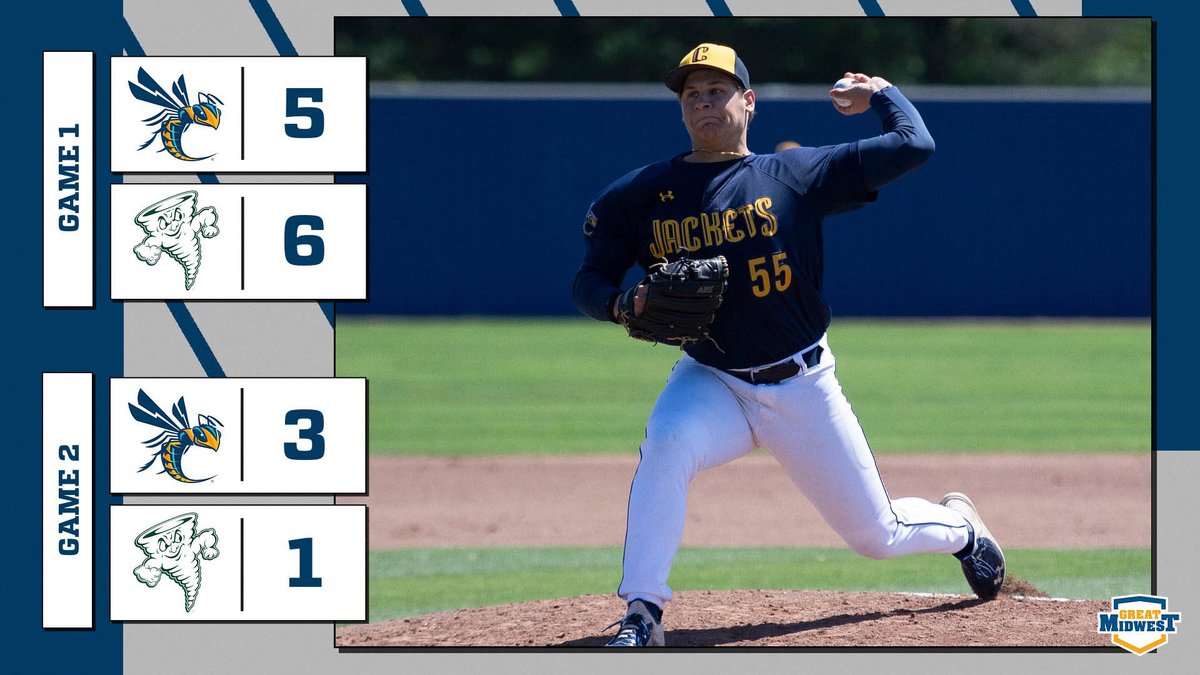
[572, 185, 641, 323]
[763, 143, 875, 215]
[857, 86, 936, 191]
[771, 86, 935, 215]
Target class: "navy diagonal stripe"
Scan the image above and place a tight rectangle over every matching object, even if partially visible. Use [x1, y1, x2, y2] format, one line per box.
[554, 0, 580, 16]
[1011, 0, 1038, 16]
[401, 0, 428, 17]
[124, 19, 225, 373]
[121, 17, 145, 56]
[859, 0, 885, 16]
[166, 302, 226, 376]
[706, 0, 732, 16]
[246, 1, 335, 332]
[248, 0, 298, 56]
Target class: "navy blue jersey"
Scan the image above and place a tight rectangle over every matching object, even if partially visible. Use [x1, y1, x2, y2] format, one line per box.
[573, 87, 934, 370]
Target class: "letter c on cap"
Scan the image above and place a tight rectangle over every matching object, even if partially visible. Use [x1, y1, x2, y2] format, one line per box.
[691, 46, 709, 63]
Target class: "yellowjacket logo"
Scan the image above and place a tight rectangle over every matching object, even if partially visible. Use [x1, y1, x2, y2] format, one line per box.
[649, 196, 778, 258]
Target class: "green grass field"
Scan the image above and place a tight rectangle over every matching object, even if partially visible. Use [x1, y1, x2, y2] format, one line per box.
[366, 546, 1150, 622]
[338, 316, 1150, 622]
[336, 316, 1149, 454]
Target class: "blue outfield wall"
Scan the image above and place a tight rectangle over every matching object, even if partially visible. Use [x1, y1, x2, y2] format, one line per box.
[338, 90, 1150, 317]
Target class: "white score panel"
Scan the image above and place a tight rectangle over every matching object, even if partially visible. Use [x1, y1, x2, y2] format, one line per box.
[110, 183, 366, 300]
[111, 57, 365, 173]
[110, 505, 366, 622]
[110, 378, 366, 495]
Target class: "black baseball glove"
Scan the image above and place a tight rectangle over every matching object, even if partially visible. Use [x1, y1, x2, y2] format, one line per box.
[615, 255, 729, 346]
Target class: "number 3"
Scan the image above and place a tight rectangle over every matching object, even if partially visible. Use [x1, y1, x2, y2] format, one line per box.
[284, 409, 326, 460]
[748, 252, 793, 298]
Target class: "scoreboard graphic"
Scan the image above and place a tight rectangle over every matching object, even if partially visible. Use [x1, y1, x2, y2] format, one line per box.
[110, 58, 366, 172]
[110, 184, 367, 299]
[44, 47, 370, 631]
[22, 2, 1192, 675]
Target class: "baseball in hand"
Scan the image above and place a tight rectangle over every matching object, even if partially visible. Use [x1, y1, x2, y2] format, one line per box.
[832, 78, 855, 107]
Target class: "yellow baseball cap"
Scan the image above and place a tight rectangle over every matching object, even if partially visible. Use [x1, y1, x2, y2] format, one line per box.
[665, 43, 750, 93]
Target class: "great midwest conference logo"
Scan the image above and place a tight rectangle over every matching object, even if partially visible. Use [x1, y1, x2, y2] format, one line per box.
[1098, 595, 1182, 655]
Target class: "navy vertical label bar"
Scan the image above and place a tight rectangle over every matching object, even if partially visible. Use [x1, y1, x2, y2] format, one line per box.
[22, 1, 123, 672]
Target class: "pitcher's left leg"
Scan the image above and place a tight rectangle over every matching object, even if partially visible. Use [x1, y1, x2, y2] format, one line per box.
[757, 357, 971, 559]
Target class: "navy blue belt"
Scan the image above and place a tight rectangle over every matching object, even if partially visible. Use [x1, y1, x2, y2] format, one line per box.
[725, 346, 823, 385]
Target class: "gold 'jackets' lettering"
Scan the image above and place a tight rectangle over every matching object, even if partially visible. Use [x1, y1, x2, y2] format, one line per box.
[650, 197, 776, 258]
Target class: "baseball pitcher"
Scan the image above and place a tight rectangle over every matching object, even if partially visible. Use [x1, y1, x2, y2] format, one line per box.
[573, 43, 1006, 648]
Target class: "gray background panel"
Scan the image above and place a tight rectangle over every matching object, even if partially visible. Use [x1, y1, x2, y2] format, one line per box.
[120, 2, 1173, 674]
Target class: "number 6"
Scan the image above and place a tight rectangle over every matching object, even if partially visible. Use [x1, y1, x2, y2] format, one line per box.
[284, 216, 325, 266]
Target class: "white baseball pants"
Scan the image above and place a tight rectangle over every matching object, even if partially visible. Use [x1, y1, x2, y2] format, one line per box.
[618, 336, 972, 609]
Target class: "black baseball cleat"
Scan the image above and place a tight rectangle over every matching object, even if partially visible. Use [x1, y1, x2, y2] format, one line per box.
[941, 492, 1006, 600]
[604, 600, 665, 647]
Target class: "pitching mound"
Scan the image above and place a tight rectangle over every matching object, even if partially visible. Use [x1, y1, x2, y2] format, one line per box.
[337, 587, 1113, 648]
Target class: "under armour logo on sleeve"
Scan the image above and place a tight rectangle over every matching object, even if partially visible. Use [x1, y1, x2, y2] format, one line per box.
[583, 207, 599, 236]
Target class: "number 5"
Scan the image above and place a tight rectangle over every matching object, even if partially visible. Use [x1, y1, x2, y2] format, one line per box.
[749, 256, 770, 298]
[285, 88, 325, 139]
[748, 252, 793, 298]
[771, 252, 792, 293]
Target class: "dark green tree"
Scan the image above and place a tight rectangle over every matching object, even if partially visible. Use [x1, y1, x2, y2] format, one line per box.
[336, 17, 1149, 86]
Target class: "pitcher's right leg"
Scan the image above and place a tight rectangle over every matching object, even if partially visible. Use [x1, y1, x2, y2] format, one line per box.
[616, 356, 757, 610]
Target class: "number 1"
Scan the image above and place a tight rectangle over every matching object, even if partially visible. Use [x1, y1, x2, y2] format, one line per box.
[288, 537, 323, 588]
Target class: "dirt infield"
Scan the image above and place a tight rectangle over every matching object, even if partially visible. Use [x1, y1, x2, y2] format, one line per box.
[336, 590, 1115, 648]
[342, 453, 1149, 549]
[337, 452, 1147, 648]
